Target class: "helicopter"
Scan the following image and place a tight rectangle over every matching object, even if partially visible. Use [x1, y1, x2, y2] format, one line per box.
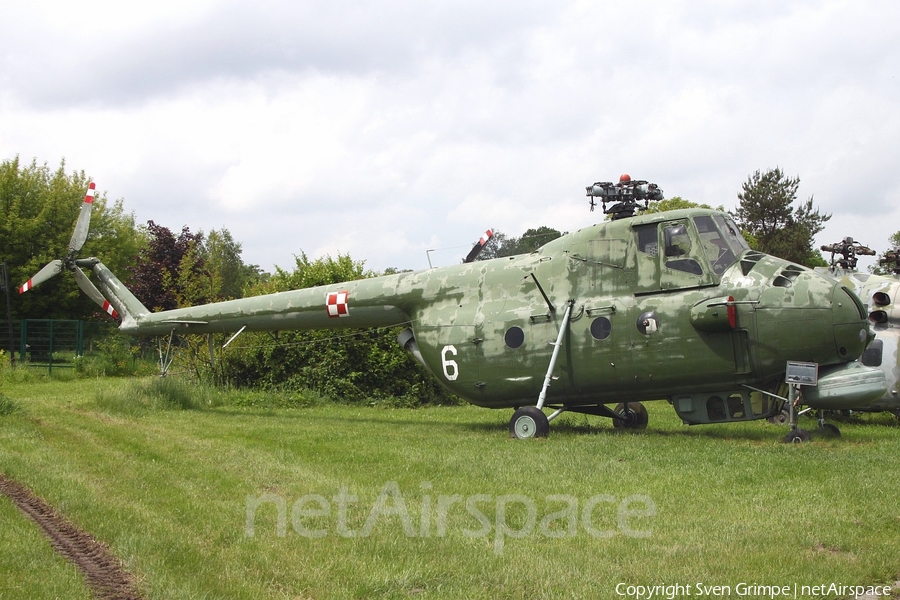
[19, 176, 887, 440]
[809, 238, 900, 418]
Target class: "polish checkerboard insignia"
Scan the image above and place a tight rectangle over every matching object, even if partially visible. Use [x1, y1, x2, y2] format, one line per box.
[326, 290, 350, 318]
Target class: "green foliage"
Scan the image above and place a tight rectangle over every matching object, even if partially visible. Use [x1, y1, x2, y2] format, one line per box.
[4, 379, 900, 598]
[644, 195, 721, 214]
[247, 251, 371, 294]
[94, 377, 226, 415]
[214, 252, 457, 406]
[0, 157, 145, 320]
[0, 393, 20, 416]
[478, 226, 563, 260]
[129, 221, 208, 311]
[73, 333, 155, 378]
[200, 228, 248, 300]
[731, 168, 831, 267]
[870, 230, 900, 275]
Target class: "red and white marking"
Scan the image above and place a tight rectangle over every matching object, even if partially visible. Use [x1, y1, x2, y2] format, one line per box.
[102, 300, 119, 319]
[18, 280, 33, 294]
[84, 182, 96, 204]
[479, 229, 493, 245]
[326, 290, 350, 318]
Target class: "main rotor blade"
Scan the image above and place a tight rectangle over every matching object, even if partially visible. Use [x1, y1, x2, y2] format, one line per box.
[18, 260, 63, 293]
[464, 229, 494, 263]
[73, 268, 118, 318]
[68, 182, 96, 254]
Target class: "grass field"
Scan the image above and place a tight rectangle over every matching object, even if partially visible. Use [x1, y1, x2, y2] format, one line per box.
[1, 376, 899, 599]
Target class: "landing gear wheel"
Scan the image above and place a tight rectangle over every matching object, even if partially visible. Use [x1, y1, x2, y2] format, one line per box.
[612, 402, 648, 429]
[784, 429, 810, 444]
[509, 407, 550, 439]
[817, 423, 841, 438]
[768, 407, 790, 425]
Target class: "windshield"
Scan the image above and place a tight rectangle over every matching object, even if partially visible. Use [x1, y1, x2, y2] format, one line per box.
[693, 215, 749, 275]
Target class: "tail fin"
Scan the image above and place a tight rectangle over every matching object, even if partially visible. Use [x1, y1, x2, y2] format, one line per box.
[78, 258, 150, 330]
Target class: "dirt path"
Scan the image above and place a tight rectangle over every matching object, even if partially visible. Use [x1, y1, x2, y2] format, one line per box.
[0, 472, 144, 600]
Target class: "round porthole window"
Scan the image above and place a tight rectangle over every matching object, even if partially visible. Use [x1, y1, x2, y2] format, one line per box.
[505, 326, 525, 349]
[636, 310, 660, 335]
[590, 317, 612, 340]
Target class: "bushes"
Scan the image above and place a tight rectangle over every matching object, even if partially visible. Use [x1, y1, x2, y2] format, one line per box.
[208, 252, 458, 407]
[73, 333, 157, 377]
[213, 326, 456, 407]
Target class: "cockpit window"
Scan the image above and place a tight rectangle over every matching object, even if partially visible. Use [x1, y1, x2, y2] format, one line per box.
[693, 215, 747, 275]
[715, 215, 750, 253]
[663, 224, 703, 275]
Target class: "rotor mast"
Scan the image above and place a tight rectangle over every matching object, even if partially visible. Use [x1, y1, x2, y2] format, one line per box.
[585, 174, 664, 219]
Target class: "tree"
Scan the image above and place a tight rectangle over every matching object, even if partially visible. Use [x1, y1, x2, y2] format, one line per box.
[1, 157, 145, 320]
[870, 231, 900, 275]
[128, 221, 208, 311]
[731, 168, 831, 267]
[644, 196, 720, 214]
[197, 228, 263, 300]
[477, 226, 563, 260]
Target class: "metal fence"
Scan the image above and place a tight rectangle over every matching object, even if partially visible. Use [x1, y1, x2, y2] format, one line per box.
[10, 319, 117, 373]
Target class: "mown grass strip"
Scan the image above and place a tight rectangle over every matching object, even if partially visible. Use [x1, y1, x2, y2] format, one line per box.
[1, 376, 899, 599]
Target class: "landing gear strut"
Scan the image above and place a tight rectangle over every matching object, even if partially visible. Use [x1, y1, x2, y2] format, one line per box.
[783, 384, 810, 443]
[509, 300, 574, 440]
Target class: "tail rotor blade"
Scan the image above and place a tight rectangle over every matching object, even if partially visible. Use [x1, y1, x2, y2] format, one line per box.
[18, 260, 64, 293]
[68, 182, 96, 254]
[73, 267, 118, 319]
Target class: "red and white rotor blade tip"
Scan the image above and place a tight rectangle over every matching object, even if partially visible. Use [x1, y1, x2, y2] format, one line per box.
[68, 182, 96, 254]
[73, 268, 118, 319]
[18, 259, 64, 293]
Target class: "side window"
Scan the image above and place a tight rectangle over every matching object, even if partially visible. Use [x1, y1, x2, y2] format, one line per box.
[636, 226, 658, 256]
[663, 224, 702, 275]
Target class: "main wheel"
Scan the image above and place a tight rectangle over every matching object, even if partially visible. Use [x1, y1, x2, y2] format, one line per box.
[784, 429, 810, 444]
[768, 407, 790, 424]
[817, 423, 841, 438]
[509, 406, 550, 439]
[612, 402, 649, 429]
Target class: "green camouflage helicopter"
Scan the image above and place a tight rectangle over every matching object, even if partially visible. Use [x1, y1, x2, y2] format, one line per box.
[19, 176, 886, 440]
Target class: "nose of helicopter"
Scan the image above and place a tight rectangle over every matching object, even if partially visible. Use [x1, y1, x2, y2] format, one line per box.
[753, 263, 872, 370]
[830, 281, 872, 361]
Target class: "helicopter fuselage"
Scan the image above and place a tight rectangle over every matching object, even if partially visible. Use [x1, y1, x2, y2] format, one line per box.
[99, 208, 882, 426]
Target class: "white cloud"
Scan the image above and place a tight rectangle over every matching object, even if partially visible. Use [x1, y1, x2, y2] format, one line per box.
[2, 0, 900, 273]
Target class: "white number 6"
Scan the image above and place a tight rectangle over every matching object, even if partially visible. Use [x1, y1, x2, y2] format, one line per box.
[441, 345, 459, 381]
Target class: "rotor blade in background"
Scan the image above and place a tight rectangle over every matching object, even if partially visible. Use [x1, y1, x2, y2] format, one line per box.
[68, 182, 96, 254]
[73, 267, 118, 318]
[464, 229, 494, 263]
[18, 259, 64, 293]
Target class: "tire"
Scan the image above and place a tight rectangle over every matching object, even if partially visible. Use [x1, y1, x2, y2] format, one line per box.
[509, 406, 550, 439]
[612, 402, 648, 429]
[784, 429, 810, 444]
[817, 423, 841, 438]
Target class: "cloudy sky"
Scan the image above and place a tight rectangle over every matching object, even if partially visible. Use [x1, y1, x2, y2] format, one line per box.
[2, 0, 898, 273]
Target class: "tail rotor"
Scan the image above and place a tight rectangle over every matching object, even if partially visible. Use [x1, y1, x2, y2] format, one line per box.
[18, 182, 118, 319]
